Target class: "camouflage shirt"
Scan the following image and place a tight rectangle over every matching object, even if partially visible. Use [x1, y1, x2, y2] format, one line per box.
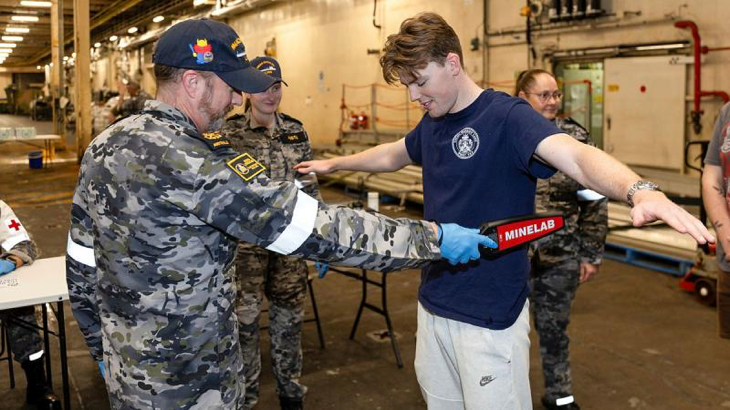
[221, 110, 321, 254]
[66, 100, 440, 409]
[0, 200, 38, 264]
[532, 117, 608, 267]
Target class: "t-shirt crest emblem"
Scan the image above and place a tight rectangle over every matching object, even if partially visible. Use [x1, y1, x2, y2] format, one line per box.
[452, 127, 480, 159]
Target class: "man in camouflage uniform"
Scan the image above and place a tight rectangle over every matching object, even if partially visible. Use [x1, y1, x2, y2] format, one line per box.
[0, 199, 58, 407]
[220, 56, 319, 410]
[66, 19, 493, 410]
[517, 69, 608, 410]
[112, 74, 152, 119]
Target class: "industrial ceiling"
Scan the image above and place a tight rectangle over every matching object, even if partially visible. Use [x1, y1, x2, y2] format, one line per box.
[0, 0, 198, 67]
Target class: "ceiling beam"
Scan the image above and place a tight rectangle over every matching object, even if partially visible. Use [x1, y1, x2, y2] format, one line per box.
[24, 0, 143, 65]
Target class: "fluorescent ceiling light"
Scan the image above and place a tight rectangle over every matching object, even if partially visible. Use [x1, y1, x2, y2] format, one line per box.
[6, 27, 30, 33]
[20, 1, 52, 7]
[94, 42, 101, 48]
[152, 16, 164, 23]
[11, 16, 39, 22]
[71, 52, 76, 58]
[109, 35, 118, 41]
[36, 65, 41, 69]
[2, 36, 23, 41]
[63, 55, 68, 60]
[0, 43, 16, 48]
[635, 43, 686, 51]
[0, 49, 13, 53]
[127, 27, 138, 34]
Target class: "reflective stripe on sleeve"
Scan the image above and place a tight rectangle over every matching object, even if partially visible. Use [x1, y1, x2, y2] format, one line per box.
[28, 350, 44, 361]
[576, 189, 605, 201]
[265, 191, 319, 255]
[556, 396, 575, 406]
[66, 233, 96, 267]
[1, 231, 30, 253]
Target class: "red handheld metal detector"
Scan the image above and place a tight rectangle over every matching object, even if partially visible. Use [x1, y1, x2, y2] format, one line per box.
[479, 213, 565, 255]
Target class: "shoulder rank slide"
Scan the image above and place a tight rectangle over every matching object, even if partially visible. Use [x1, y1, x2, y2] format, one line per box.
[183, 129, 233, 153]
[227, 153, 266, 182]
[202, 131, 232, 150]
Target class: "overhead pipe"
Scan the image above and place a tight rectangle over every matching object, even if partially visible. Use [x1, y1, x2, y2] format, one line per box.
[674, 20, 730, 135]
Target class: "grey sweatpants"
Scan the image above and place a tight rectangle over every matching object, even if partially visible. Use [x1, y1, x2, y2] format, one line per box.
[414, 301, 532, 410]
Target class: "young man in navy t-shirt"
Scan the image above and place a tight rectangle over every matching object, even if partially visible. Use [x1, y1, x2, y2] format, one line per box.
[296, 12, 713, 410]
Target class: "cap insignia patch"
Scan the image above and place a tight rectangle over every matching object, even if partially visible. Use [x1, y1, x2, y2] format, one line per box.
[190, 39, 214, 64]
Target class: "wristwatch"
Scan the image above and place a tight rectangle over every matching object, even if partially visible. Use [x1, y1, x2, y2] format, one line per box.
[626, 180, 661, 207]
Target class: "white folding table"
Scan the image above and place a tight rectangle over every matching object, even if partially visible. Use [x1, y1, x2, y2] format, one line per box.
[0, 256, 70, 409]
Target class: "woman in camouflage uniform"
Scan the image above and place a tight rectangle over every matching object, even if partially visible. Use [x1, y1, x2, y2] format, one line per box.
[516, 69, 608, 410]
[220, 56, 319, 410]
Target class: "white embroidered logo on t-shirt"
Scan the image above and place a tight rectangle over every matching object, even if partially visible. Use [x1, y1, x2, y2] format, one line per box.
[452, 127, 480, 159]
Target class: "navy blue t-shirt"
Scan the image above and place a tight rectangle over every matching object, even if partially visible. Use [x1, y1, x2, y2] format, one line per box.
[405, 89, 561, 329]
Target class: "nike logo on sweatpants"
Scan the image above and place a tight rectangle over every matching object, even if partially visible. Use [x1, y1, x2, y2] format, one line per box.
[480, 375, 496, 386]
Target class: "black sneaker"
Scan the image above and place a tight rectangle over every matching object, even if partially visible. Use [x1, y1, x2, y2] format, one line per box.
[542, 396, 581, 410]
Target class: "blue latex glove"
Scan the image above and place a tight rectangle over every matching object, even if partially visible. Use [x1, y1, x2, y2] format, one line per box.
[98, 360, 105, 378]
[315, 262, 330, 278]
[439, 223, 497, 265]
[0, 259, 16, 276]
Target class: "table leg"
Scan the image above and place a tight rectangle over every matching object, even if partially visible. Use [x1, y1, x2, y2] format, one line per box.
[380, 273, 403, 368]
[349, 269, 368, 340]
[41, 304, 53, 387]
[57, 302, 70, 410]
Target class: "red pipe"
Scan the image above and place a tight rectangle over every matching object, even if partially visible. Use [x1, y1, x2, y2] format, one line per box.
[700, 90, 730, 103]
[674, 20, 702, 116]
[675, 20, 730, 133]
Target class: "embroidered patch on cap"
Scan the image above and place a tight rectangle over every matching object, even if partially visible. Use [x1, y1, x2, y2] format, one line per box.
[227, 153, 266, 181]
[190, 39, 213, 64]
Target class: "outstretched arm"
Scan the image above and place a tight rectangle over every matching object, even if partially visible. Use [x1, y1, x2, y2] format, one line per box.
[294, 138, 412, 175]
[535, 133, 714, 244]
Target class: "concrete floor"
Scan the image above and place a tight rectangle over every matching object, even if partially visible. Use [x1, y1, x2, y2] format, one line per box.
[0, 116, 728, 409]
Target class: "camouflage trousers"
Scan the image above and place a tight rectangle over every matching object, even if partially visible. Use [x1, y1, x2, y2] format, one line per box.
[234, 246, 308, 409]
[719, 268, 730, 339]
[2, 306, 44, 363]
[529, 259, 580, 400]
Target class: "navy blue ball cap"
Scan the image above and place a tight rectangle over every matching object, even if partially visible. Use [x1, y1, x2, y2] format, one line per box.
[251, 56, 288, 86]
[153, 18, 275, 93]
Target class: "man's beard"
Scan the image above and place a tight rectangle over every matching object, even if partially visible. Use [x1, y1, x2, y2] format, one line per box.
[199, 90, 232, 132]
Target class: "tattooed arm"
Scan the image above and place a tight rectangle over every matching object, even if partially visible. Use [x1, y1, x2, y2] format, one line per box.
[702, 164, 730, 261]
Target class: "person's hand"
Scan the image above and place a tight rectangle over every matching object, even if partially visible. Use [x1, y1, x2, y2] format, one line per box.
[98, 360, 105, 379]
[0, 259, 16, 276]
[293, 159, 336, 175]
[579, 262, 599, 283]
[315, 262, 330, 278]
[630, 190, 715, 245]
[439, 223, 497, 265]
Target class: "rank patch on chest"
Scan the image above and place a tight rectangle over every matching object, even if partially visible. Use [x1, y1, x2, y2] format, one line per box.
[280, 131, 307, 144]
[227, 153, 266, 181]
